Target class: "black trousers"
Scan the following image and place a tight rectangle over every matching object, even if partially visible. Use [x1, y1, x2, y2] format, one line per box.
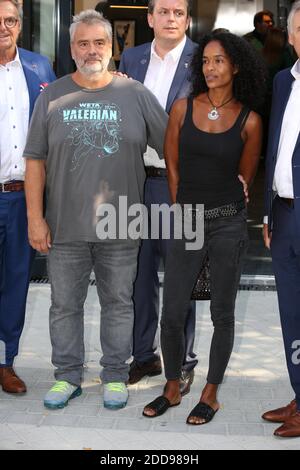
[133, 176, 197, 370]
[161, 208, 248, 384]
[271, 197, 300, 411]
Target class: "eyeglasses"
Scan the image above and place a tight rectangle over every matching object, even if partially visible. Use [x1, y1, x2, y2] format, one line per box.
[0, 17, 19, 29]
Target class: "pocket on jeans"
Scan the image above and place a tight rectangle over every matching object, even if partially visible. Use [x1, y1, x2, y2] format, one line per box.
[231, 208, 248, 222]
[235, 239, 248, 266]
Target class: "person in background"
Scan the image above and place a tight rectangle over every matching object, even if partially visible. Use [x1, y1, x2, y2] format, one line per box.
[243, 10, 274, 52]
[0, 0, 55, 394]
[119, 0, 197, 396]
[95, 0, 110, 19]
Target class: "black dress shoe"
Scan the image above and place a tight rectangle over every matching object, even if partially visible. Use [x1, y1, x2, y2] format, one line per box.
[179, 369, 194, 396]
[128, 359, 162, 385]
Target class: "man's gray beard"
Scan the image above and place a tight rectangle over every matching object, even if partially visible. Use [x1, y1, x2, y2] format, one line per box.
[76, 57, 110, 77]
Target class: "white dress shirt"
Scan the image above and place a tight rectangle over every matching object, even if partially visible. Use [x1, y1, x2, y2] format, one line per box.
[272, 60, 300, 198]
[0, 48, 29, 183]
[143, 36, 187, 169]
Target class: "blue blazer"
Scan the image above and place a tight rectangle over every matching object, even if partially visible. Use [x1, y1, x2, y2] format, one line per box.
[264, 67, 300, 231]
[19, 47, 56, 119]
[119, 37, 197, 113]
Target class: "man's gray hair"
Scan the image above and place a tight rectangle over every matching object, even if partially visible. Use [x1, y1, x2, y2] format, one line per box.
[0, 0, 23, 19]
[70, 9, 112, 42]
[288, 0, 300, 34]
[148, 0, 192, 16]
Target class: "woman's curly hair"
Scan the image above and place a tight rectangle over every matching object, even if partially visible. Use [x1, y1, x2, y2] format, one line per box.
[190, 32, 267, 111]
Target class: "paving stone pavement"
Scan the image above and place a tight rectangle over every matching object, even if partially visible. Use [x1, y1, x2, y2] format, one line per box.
[0, 284, 299, 450]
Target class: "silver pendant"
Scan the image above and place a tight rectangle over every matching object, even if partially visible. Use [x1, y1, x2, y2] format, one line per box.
[208, 107, 219, 120]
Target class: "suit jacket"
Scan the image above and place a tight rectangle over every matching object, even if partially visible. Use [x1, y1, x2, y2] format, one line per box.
[264, 67, 300, 232]
[243, 31, 264, 53]
[19, 47, 56, 119]
[118, 37, 197, 113]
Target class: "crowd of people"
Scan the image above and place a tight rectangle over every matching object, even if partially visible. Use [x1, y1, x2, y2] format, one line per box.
[0, 0, 300, 438]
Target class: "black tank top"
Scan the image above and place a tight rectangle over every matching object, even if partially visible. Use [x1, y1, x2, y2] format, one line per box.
[177, 98, 250, 209]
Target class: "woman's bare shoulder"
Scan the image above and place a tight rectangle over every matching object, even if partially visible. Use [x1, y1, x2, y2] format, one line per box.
[171, 98, 188, 113]
[245, 110, 263, 131]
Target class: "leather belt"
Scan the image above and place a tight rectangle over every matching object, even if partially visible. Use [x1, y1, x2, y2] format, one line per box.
[279, 197, 294, 208]
[204, 199, 246, 219]
[181, 200, 246, 221]
[145, 166, 167, 178]
[0, 181, 25, 193]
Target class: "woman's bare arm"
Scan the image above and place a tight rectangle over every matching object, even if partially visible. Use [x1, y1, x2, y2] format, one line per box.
[164, 99, 188, 204]
[239, 111, 263, 187]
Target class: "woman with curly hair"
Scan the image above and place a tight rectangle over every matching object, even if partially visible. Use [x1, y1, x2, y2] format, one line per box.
[142, 32, 266, 424]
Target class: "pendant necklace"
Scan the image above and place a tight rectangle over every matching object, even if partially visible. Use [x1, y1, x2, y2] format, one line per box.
[207, 93, 233, 121]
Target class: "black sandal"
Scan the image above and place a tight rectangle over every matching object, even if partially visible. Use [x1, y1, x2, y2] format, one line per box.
[186, 401, 219, 425]
[143, 396, 180, 418]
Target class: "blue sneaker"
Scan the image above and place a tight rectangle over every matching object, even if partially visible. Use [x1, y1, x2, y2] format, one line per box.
[44, 380, 82, 409]
[103, 382, 128, 409]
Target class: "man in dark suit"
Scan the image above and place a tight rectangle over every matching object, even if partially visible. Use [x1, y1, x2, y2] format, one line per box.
[119, 0, 197, 394]
[262, 0, 300, 438]
[0, 0, 55, 394]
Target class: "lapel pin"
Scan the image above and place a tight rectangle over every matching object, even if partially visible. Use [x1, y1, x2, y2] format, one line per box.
[141, 59, 147, 65]
[40, 82, 49, 92]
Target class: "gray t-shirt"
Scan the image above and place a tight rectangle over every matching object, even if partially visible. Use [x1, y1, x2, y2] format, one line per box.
[23, 75, 168, 243]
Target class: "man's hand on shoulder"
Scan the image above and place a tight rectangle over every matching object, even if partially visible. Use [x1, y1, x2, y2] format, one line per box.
[111, 71, 130, 79]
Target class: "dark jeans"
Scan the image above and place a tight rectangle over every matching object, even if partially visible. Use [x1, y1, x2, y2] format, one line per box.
[161, 208, 248, 384]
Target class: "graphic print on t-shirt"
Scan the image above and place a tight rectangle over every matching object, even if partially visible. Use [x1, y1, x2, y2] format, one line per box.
[59, 101, 122, 171]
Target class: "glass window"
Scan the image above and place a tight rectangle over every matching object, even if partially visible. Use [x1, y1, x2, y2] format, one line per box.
[31, 0, 56, 65]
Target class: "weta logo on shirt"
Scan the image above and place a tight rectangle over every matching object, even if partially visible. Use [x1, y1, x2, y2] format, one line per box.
[62, 102, 119, 122]
[59, 102, 122, 171]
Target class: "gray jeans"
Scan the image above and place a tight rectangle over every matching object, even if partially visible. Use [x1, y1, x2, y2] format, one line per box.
[47, 241, 139, 386]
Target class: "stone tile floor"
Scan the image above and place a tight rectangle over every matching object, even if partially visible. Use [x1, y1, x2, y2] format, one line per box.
[0, 285, 299, 450]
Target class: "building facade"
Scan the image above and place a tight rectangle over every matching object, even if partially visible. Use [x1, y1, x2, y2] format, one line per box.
[19, 0, 294, 78]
